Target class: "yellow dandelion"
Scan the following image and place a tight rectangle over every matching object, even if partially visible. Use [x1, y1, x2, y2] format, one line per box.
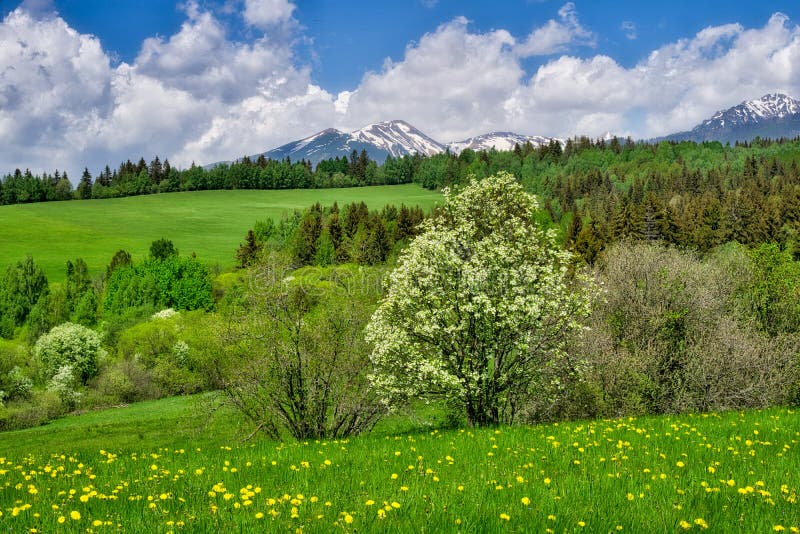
[679, 520, 691, 529]
[521, 497, 530, 506]
[499, 513, 510, 521]
[344, 514, 354, 524]
[70, 511, 81, 521]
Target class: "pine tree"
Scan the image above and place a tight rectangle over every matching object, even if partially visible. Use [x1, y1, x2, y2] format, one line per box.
[77, 168, 93, 200]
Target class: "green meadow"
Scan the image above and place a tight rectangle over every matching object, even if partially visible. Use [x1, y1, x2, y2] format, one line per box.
[0, 396, 797, 532]
[0, 185, 441, 282]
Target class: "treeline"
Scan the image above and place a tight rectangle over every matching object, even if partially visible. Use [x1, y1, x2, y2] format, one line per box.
[0, 150, 419, 204]
[236, 202, 426, 268]
[0, 240, 213, 343]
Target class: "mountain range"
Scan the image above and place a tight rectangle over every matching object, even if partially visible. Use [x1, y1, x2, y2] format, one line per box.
[660, 93, 800, 144]
[216, 93, 800, 168]
[242, 121, 559, 167]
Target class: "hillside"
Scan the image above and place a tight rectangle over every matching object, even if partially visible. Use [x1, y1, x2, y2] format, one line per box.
[0, 185, 441, 282]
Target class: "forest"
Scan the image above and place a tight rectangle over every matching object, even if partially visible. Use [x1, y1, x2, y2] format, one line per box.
[2, 136, 799, 265]
[0, 137, 798, 436]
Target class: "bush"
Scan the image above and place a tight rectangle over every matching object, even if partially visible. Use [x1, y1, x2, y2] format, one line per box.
[209, 257, 385, 440]
[0, 390, 65, 431]
[34, 322, 105, 384]
[562, 242, 800, 417]
[48, 364, 82, 410]
[4, 366, 33, 401]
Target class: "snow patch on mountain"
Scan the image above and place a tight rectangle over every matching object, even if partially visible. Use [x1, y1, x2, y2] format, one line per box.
[701, 93, 800, 129]
[352, 120, 444, 157]
[447, 132, 556, 154]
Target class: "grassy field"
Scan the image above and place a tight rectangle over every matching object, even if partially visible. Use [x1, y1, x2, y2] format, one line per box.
[0, 185, 441, 282]
[0, 396, 797, 532]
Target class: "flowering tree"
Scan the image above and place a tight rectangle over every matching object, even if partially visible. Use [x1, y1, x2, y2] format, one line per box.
[366, 173, 594, 426]
[34, 322, 105, 384]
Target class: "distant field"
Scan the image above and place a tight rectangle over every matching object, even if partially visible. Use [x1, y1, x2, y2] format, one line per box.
[0, 396, 797, 532]
[0, 185, 441, 282]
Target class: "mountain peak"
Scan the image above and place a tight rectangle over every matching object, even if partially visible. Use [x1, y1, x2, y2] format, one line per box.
[705, 93, 800, 127]
[352, 120, 444, 157]
[447, 131, 556, 154]
[661, 92, 800, 144]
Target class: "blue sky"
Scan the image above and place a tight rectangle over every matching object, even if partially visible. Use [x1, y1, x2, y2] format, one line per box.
[2, 0, 800, 178]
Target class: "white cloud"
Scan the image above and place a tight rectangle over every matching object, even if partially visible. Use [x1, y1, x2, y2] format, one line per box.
[0, 3, 333, 177]
[242, 0, 295, 29]
[0, 8, 112, 175]
[3, 2, 800, 179]
[338, 17, 521, 141]
[340, 11, 800, 140]
[515, 2, 595, 57]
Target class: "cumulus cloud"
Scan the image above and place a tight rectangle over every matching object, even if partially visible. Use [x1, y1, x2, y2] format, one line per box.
[242, 0, 295, 29]
[339, 10, 800, 140]
[338, 17, 521, 141]
[515, 2, 595, 57]
[0, 8, 112, 175]
[0, 2, 333, 177]
[135, 3, 303, 103]
[3, 1, 800, 179]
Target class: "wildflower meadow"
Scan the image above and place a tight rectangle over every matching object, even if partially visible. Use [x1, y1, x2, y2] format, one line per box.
[0, 396, 797, 532]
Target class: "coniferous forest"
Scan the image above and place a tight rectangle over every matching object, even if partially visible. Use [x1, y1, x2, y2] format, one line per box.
[3, 137, 799, 264]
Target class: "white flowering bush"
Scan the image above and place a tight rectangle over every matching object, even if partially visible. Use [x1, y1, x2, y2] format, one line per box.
[5, 366, 33, 400]
[48, 364, 81, 410]
[152, 308, 178, 320]
[366, 172, 595, 426]
[34, 322, 106, 384]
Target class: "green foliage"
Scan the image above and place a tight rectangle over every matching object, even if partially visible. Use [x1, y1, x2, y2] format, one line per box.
[104, 255, 213, 315]
[0, 256, 49, 329]
[106, 249, 132, 279]
[209, 256, 385, 440]
[367, 173, 595, 426]
[565, 242, 800, 418]
[150, 238, 178, 260]
[34, 322, 105, 384]
[3, 366, 33, 401]
[747, 243, 800, 335]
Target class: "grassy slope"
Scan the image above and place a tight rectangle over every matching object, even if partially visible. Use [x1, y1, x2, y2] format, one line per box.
[0, 396, 797, 532]
[0, 185, 441, 282]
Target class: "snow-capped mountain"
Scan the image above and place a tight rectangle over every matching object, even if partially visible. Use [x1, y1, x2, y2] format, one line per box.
[257, 120, 444, 166]
[663, 93, 800, 143]
[210, 120, 559, 168]
[446, 132, 555, 154]
[351, 120, 444, 157]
